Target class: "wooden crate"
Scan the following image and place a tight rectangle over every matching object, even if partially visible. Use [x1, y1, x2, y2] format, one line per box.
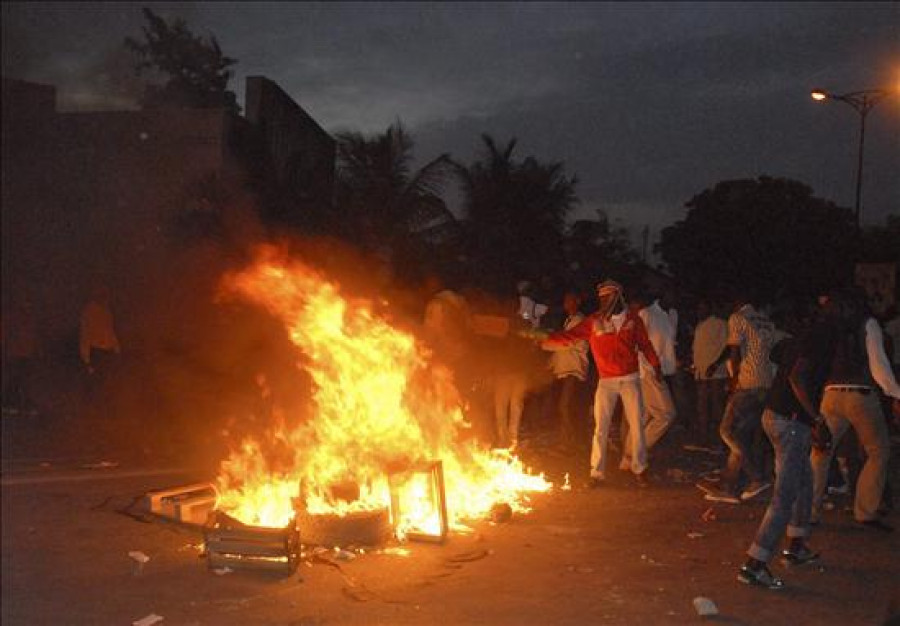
[204, 512, 299, 574]
[145, 483, 217, 524]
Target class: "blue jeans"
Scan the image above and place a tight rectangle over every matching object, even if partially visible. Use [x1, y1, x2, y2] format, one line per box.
[747, 409, 813, 563]
[719, 388, 767, 490]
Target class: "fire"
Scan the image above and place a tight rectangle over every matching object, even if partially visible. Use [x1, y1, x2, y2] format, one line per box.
[214, 245, 551, 536]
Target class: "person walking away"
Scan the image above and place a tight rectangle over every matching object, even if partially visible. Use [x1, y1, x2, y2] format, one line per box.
[693, 299, 729, 447]
[702, 292, 776, 504]
[620, 289, 678, 470]
[736, 296, 843, 589]
[79, 285, 121, 408]
[543, 280, 661, 487]
[810, 290, 899, 533]
[541, 292, 589, 449]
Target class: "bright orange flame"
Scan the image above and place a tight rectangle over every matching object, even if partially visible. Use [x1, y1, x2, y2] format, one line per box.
[214, 245, 551, 535]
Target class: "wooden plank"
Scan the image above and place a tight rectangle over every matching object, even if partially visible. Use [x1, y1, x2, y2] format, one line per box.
[205, 525, 294, 542]
[207, 553, 294, 572]
[206, 542, 291, 557]
[145, 483, 217, 512]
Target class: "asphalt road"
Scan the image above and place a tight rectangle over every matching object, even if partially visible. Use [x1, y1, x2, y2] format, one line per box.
[2, 426, 899, 626]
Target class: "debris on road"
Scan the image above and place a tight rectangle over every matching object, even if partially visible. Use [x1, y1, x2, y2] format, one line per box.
[446, 549, 490, 563]
[129, 551, 150, 575]
[490, 502, 513, 523]
[687, 532, 705, 539]
[333, 548, 357, 562]
[701, 507, 717, 522]
[693, 596, 719, 617]
[82, 460, 119, 469]
[132, 614, 164, 626]
[377, 547, 411, 557]
[213, 566, 234, 576]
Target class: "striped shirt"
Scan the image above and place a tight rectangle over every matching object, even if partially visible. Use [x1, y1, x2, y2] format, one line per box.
[727, 304, 776, 390]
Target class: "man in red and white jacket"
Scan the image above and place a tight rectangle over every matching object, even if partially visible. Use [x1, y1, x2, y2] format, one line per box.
[543, 280, 662, 486]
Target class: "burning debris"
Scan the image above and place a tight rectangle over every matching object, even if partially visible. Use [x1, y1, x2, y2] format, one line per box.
[206, 245, 550, 543]
[204, 510, 300, 574]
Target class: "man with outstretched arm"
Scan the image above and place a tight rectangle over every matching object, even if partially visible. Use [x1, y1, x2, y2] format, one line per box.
[542, 280, 662, 488]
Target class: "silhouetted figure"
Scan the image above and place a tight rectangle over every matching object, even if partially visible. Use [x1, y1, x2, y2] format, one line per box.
[2, 295, 40, 416]
[736, 291, 850, 589]
[692, 299, 729, 446]
[79, 285, 121, 412]
[702, 292, 777, 504]
[810, 291, 898, 533]
[541, 292, 589, 449]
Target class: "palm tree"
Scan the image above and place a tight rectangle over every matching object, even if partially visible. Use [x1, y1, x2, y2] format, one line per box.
[452, 134, 578, 292]
[333, 123, 456, 259]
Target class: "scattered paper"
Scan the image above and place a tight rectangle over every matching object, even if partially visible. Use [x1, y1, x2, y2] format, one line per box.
[82, 460, 119, 469]
[701, 507, 718, 522]
[378, 547, 411, 557]
[333, 549, 357, 562]
[213, 567, 234, 576]
[687, 532, 705, 539]
[133, 614, 164, 626]
[693, 596, 719, 617]
[129, 551, 150, 564]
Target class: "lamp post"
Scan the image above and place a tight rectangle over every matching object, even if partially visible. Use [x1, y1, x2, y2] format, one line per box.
[809, 88, 890, 231]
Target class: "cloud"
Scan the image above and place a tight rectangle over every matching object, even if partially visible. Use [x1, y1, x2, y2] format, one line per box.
[3, 1, 897, 230]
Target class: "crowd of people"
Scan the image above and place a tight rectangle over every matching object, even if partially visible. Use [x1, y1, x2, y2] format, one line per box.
[419, 273, 900, 591]
[4, 266, 899, 593]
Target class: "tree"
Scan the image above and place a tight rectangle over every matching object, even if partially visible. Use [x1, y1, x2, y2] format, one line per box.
[656, 176, 856, 304]
[333, 122, 456, 266]
[125, 8, 239, 113]
[860, 214, 900, 265]
[453, 135, 578, 292]
[564, 209, 639, 292]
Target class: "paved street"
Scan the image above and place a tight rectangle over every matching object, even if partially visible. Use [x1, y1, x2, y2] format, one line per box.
[3, 414, 898, 626]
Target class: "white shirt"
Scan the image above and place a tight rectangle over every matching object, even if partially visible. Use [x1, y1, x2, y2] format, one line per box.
[638, 301, 677, 376]
[693, 316, 728, 380]
[865, 318, 900, 400]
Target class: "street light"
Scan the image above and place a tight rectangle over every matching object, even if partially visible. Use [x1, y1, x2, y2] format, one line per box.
[809, 87, 891, 230]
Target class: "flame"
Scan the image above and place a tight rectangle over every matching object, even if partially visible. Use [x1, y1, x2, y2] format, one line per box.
[214, 245, 551, 535]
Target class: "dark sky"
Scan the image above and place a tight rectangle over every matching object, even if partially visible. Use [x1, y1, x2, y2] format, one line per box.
[3, 2, 899, 245]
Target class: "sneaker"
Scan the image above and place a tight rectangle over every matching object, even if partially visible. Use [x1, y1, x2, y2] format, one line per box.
[588, 476, 605, 489]
[740, 481, 772, 501]
[634, 472, 650, 487]
[704, 488, 741, 504]
[781, 545, 820, 566]
[737, 564, 784, 590]
[827, 482, 850, 496]
[619, 458, 631, 472]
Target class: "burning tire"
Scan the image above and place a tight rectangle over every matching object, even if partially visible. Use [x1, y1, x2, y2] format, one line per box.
[296, 508, 392, 547]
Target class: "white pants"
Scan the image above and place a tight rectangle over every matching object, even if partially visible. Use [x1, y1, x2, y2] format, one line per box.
[591, 376, 647, 476]
[622, 374, 676, 462]
[641, 373, 677, 449]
